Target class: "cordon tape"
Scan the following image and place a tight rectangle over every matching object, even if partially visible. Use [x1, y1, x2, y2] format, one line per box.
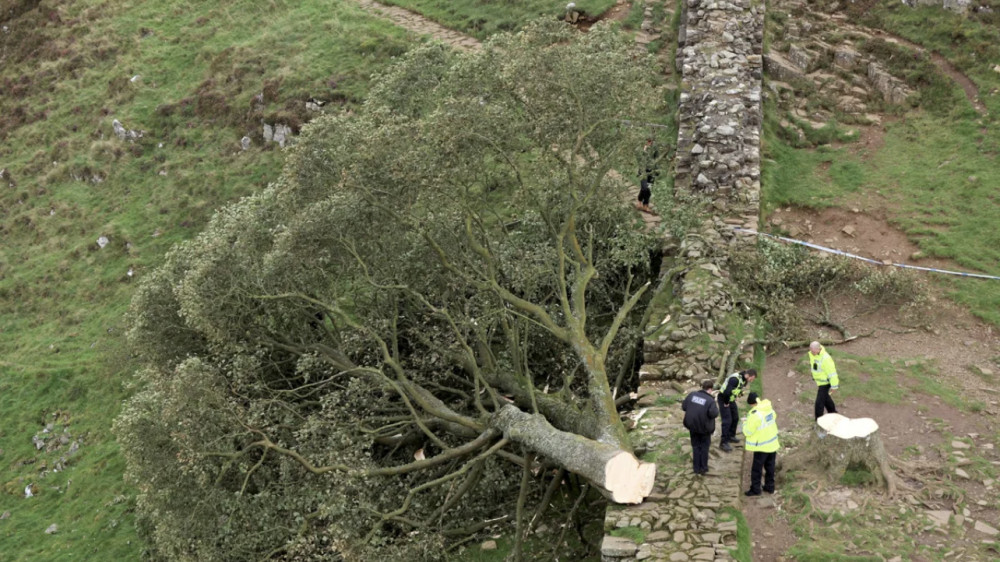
[732, 227, 1000, 281]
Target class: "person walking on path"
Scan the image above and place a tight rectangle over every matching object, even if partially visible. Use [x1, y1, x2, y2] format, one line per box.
[743, 392, 780, 496]
[636, 138, 658, 213]
[718, 368, 757, 452]
[682, 380, 720, 475]
[808, 341, 839, 420]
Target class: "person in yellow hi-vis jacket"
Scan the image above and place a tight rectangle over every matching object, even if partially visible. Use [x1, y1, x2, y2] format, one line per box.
[808, 341, 839, 420]
[743, 392, 779, 496]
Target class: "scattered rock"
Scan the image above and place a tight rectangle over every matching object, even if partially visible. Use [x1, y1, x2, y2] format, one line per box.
[926, 510, 951, 527]
[480, 540, 497, 550]
[111, 119, 143, 141]
[955, 468, 970, 479]
[97, 236, 110, 249]
[263, 123, 293, 148]
[952, 440, 971, 449]
[240, 136, 251, 151]
[45, 524, 58, 534]
[972, 365, 994, 377]
[601, 535, 638, 557]
[975, 520, 1000, 536]
[0, 511, 9, 520]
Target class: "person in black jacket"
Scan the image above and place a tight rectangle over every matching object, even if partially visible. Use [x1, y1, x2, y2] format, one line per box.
[718, 368, 757, 452]
[636, 138, 658, 213]
[682, 380, 720, 475]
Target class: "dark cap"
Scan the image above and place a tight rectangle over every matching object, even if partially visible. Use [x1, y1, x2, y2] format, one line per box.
[747, 392, 759, 405]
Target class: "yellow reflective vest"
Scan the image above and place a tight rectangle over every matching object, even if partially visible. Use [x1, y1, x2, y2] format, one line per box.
[807, 346, 839, 389]
[743, 399, 780, 453]
[723, 371, 747, 399]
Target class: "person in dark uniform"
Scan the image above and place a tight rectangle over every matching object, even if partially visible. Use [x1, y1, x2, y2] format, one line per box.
[636, 138, 658, 212]
[682, 380, 720, 475]
[718, 368, 757, 452]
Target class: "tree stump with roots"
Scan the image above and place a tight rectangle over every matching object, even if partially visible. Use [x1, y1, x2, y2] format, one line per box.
[788, 413, 899, 496]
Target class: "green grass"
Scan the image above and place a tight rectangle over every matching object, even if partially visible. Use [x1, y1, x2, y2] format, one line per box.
[761, 1, 1000, 328]
[719, 507, 751, 562]
[839, 465, 876, 487]
[779, 481, 920, 560]
[761, 115, 868, 211]
[811, 353, 908, 405]
[783, 550, 882, 562]
[610, 525, 647, 543]
[0, 1, 414, 559]
[379, 0, 618, 38]
[789, 352, 980, 409]
[907, 361, 968, 411]
[622, 0, 646, 30]
[856, 1, 1000, 117]
[653, 394, 682, 407]
[763, 113, 1000, 327]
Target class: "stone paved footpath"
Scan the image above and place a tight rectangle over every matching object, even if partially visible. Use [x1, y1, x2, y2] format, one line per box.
[353, 0, 482, 51]
[602, 382, 744, 561]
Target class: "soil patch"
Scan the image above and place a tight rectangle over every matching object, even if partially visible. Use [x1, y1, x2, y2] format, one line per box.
[768, 204, 963, 272]
[748, 205, 1000, 560]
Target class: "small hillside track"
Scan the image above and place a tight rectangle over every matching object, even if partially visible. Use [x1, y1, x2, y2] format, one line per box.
[871, 29, 988, 115]
[353, 0, 481, 50]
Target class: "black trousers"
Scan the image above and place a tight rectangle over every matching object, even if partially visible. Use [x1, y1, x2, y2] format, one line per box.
[638, 181, 652, 205]
[814, 384, 837, 420]
[718, 396, 738, 444]
[749, 451, 776, 493]
[690, 432, 711, 473]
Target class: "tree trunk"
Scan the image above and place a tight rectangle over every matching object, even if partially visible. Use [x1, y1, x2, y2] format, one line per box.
[490, 404, 656, 504]
[790, 413, 898, 496]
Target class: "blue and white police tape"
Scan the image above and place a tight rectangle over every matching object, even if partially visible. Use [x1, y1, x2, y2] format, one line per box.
[732, 227, 1000, 281]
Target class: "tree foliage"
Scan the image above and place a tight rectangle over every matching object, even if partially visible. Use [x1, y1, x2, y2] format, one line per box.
[116, 21, 667, 560]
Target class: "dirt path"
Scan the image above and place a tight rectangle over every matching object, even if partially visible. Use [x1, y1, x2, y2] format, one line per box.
[353, 0, 481, 51]
[871, 29, 987, 115]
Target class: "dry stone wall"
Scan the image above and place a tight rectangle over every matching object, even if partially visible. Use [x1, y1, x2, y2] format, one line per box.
[673, 0, 763, 220]
[653, 0, 764, 389]
[599, 0, 766, 559]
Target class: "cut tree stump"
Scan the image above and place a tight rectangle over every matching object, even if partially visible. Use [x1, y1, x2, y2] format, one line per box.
[791, 413, 899, 496]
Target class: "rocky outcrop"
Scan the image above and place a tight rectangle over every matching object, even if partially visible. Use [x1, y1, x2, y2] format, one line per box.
[764, 52, 804, 83]
[263, 122, 292, 147]
[867, 62, 911, 104]
[112, 118, 143, 141]
[763, 3, 915, 127]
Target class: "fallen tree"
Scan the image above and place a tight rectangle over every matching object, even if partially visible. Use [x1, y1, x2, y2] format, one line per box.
[116, 21, 671, 561]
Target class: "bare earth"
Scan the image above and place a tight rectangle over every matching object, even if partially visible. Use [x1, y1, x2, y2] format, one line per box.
[744, 202, 1000, 560]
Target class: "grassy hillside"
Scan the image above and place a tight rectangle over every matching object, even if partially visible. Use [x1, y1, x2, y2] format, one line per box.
[761, 3, 1000, 326]
[0, 0, 415, 558]
[2, 0, 998, 558]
